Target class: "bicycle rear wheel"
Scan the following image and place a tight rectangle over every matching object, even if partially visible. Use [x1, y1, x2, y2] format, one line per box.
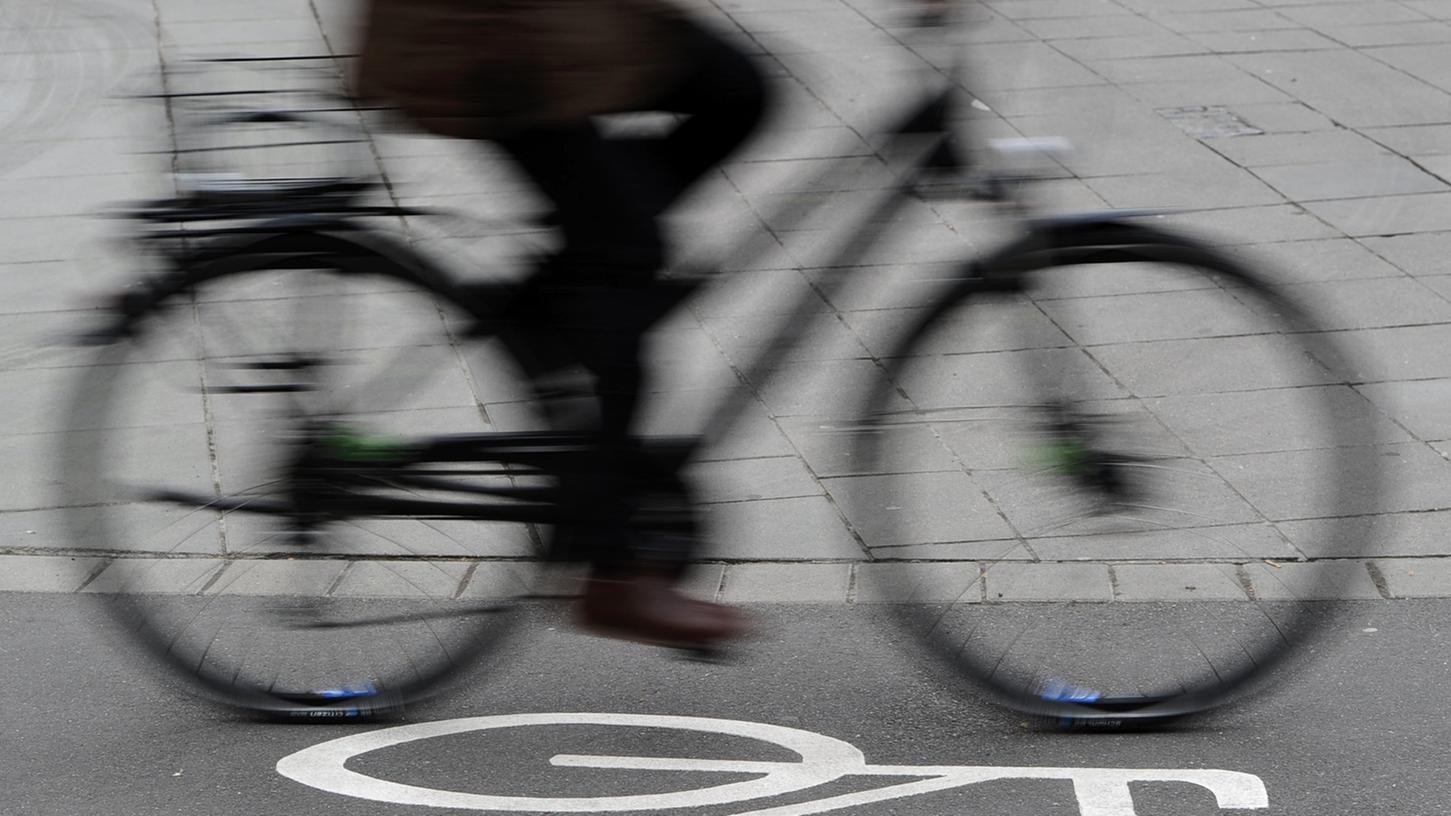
[60, 233, 555, 716]
[856, 221, 1379, 724]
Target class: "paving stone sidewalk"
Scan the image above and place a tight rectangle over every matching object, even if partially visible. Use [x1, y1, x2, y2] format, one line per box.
[3, 0, 1451, 603]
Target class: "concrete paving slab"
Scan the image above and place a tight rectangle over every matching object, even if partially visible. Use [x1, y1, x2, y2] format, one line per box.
[974, 83, 1138, 118]
[724, 157, 896, 197]
[1280, 510, 1451, 558]
[1113, 562, 1250, 600]
[784, 222, 980, 268]
[720, 562, 852, 603]
[1358, 231, 1451, 275]
[852, 561, 982, 603]
[0, 554, 102, 592]
[1053, 32, 1210, 61]
[1030, 524, 1302, 561]
[1123, 75, 1296, 108]
[777, 415, 958, 478]
[704, 310, 872, 362]
[1278, 2, 1431, 28]
[1263, 277, 1451, 330]
[1405, 0, 1451, 20]
[1145, 384, 1403, 457]
[1225, 101, 1339, 132]
[677, 402, 797, 462]
[841, 301, 1071, 359]
[1017, 14, 1172, 39]
[677, 561, 726, 601]
[1376, 556, 1451, 596]
[159, 18, 324, 47]
[1358, 378, 1451, 441]
[0, 260, 153, 315]
[83, 557, 224, 595]
[330, 560, 472, 599]
[1252, 157, 1448, 201]
[706, 495, 865, 560]
[1362, 123, 1451, 157]
[1152, 9, 1304, 34]
[893, 346, 1128, 407]
[1035, 286, 1268, 345]
[0, 364, 205, 435]
[457, 561, 560, 599]
[7, 499, 223, 555]
[0, 216, 118, 264]
[1206, 129, 1394, 167]
[7, 425, 213, 513]
[976, 457, 1267, 535]
[154, 0, 319, 24]
[1363, 43, 1451, 92]
[1422, 155, 1451, 184]
[1114, 0, 1261, 12]
[207, 559, 348, 596]
[1228, 50, 1451, 127]
[1085, 54, 1255, 86]
[1337, 323, 1451, 381]
[687, 269, 832, 318]
[800, 263, 960, 312]
[1158, 205, 1343, 244]
[827, 470, 1018, 547]
[1227, 238, 1407, 285]
[754, 26, 902, 56]
[987, 0, 1135, 21]
[1091, 333, 1339, 397]
[694, 455, 824, 504]
[1414, 272, 1451, 300]
[747, 357, 899, 417]
[1245, 560, 1385, 599]
[227, 512, 537, 560]
[1216, 440, 1451, 519]
[870, 539, 1032, 560]
[983, 561, 1114, 601]
[1021, 259, 1220, 298]
[1317, 21, 1451, 47]
[1084, 158, 1287, 208]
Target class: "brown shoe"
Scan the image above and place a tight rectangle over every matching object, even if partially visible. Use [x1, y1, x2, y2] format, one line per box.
[576, 572, 747, 650]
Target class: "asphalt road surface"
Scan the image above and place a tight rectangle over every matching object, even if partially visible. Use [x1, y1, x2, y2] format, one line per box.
[5, 593, 1449, 816]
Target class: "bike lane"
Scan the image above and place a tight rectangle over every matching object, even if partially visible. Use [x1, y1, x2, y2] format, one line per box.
[5, 594, 1448, 816]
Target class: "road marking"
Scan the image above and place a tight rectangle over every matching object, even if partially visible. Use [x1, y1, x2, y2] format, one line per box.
[277, 712, 1268, 816]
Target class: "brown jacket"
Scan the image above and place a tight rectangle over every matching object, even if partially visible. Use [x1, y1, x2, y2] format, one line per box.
[355, 0, 687, 138]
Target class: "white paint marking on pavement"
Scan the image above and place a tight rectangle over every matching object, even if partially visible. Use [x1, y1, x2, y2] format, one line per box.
[276, 712, 864, 812]
[277, 712, 1269, 816]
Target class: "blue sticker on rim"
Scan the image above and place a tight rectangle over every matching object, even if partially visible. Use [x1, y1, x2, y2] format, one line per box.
[1040, 679, 1102, 703]
[314, 682, 379, 700]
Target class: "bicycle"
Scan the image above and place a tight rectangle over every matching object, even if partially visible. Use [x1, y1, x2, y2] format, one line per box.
[59, 14, 1379, 727]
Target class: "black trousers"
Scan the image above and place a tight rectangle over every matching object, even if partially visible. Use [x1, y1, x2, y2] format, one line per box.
[491, 19, 770, 570]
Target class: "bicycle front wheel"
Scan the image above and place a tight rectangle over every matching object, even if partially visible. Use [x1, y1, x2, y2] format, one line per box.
[856, 221, 1379, 724]
[60, 233, 554, 716]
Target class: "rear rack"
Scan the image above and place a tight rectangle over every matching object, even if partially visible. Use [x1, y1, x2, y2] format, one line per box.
[129, 54, 393, 228]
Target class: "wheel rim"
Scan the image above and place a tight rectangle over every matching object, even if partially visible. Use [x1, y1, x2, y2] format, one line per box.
[854, 238, 1378, 720]
[61, 256, 552, 712]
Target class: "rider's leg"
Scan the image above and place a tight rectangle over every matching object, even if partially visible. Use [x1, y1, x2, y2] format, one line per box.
[490, 22, 769, 645]
[601, 18, 772, 220]
[497, 120, 659, 576]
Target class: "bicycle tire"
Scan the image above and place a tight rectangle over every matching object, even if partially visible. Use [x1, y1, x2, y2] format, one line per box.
[59, 231, 558, 717]
[854, 219, 1379, 725]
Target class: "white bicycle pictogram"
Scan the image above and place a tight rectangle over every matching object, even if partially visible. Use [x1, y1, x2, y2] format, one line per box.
[276, 712, 1269, 816]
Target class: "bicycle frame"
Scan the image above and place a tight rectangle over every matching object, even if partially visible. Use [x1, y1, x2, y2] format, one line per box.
[110, 80, 992, 527]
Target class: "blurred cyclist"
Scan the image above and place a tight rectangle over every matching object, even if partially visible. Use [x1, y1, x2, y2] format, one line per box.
[356, 0, 770, 649]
